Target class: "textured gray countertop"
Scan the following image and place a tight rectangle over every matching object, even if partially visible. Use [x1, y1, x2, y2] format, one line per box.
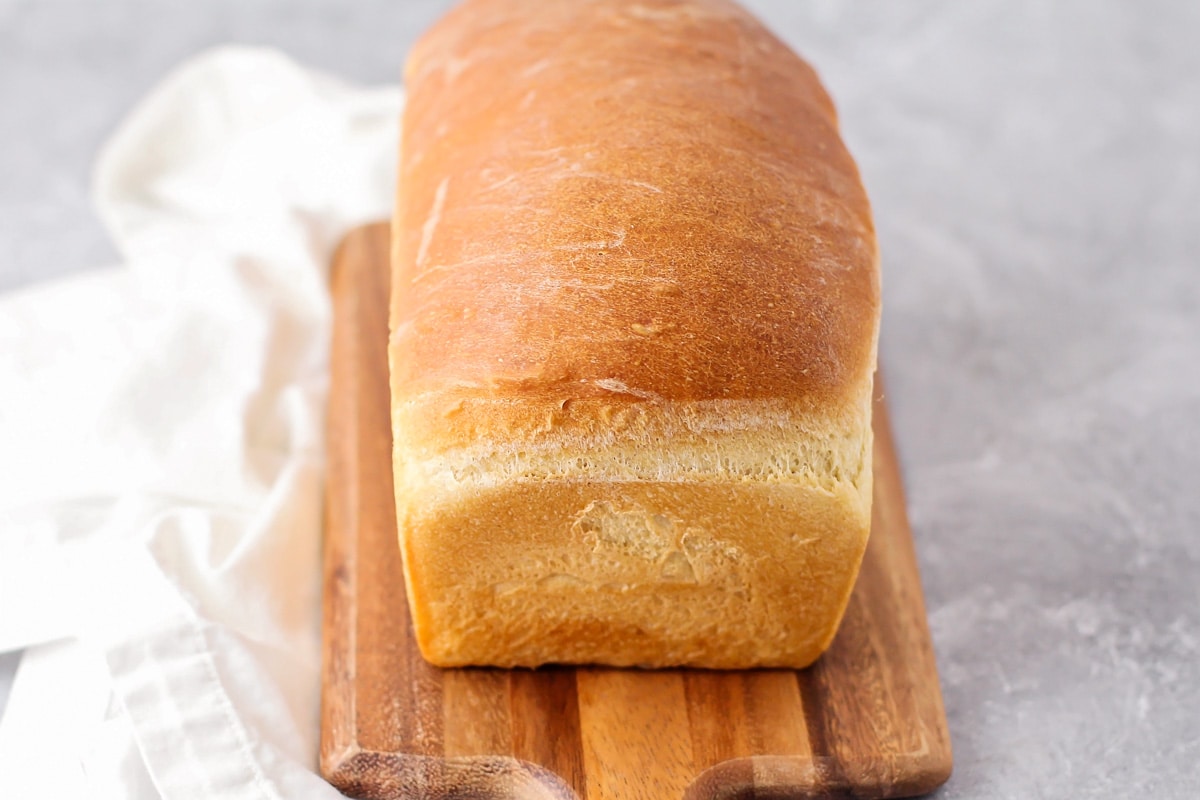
[2, 1, 1198, 797]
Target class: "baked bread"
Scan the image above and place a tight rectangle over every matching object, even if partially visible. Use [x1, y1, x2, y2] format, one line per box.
[389, 0, 880, 668]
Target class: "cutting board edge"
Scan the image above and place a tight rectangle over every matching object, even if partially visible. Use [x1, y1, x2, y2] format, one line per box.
[322, 746, 952, 800]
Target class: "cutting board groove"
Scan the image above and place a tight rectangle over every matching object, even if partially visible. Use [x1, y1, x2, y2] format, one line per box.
[320, 223, 952, 800]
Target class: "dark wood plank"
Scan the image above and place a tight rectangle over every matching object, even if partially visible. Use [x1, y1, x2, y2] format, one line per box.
[510, 668, 588, 793]
[320, 222, 952, 800]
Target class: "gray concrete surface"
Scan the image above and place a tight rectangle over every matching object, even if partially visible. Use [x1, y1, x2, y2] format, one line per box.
[2, 0, 1199, 797]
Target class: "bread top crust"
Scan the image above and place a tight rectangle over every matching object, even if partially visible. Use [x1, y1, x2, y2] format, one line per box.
[391, 0, 879, 408]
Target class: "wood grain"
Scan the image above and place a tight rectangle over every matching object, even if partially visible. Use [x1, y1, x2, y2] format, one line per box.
[320, 222, 952, 800]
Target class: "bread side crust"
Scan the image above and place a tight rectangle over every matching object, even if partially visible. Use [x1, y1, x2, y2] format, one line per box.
[392, 389, 873, 668]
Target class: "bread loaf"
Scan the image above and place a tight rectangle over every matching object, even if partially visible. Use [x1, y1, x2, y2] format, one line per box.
[390, 0, 880, 668]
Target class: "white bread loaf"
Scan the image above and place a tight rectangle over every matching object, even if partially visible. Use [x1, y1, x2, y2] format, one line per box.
[389, 0, 880, 668]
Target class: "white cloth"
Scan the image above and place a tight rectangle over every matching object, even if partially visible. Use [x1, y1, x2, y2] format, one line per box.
[0, 47, 402, 798]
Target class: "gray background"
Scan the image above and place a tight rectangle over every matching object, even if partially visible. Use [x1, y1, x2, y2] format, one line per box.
[2, 0, 1199, 797]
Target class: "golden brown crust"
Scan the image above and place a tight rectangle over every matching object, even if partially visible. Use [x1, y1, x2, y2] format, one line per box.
[391, 0, 879, 405]
[400, 476, 869, 668]
[389, 0, 881, 668]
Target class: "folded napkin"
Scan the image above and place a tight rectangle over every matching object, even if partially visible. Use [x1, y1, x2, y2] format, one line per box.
[0, 47, 402, 799]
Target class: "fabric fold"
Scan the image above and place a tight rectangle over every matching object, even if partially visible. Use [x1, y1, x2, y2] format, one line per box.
[0, 46, 403, 799]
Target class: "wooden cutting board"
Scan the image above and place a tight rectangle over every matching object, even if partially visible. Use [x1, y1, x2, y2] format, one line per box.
[320, 223, 952, 800]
